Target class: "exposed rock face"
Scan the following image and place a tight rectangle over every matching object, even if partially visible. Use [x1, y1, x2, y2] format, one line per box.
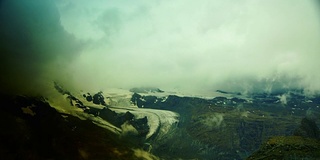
[130, 116, 149, 137]
[54, 82, 87, 109]
[294, 117, 319, 139]
[83, 93, 93, 102]
[92, 91, 106, 106]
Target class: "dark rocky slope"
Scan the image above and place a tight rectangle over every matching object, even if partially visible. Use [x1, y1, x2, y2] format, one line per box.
[247, 136, 320, 160]
[131, 91, 320, 159]
[0, 94, 146, 160]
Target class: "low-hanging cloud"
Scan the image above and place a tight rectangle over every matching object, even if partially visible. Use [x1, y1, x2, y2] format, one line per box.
[1, 0, 320, 95]
[201, 113, 224, 128]
[0, 0, 82, 94]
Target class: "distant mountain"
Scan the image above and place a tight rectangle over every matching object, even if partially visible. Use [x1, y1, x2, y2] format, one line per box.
[1, 82, 320, 159]
[216, 89, 242, 95]
[130, 87, 164, 93]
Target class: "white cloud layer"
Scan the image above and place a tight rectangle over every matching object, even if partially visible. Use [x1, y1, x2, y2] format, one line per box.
[2, 0, 320, 95]
[55, 0, 320, 94]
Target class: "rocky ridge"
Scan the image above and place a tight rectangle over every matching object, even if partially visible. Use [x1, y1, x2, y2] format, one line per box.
[1, 84, 320, 159]
[130, 88, 320, 159]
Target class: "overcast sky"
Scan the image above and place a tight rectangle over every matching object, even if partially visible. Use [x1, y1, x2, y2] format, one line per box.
[1, 0, 320, 95]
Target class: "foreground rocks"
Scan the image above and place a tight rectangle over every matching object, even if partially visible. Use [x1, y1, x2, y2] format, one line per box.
[0, 94, 150, 159]
[247, 136, 320, 159]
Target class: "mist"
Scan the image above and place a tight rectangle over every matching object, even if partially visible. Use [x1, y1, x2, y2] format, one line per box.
[1, 0, 320, 95]
[0, 0, 83, 94]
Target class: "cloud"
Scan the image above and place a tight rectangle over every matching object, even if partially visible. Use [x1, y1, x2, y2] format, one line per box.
[53, 0, 320, 94]
[121, 121, 138, 136]
[201, 113, 224, 128]
[0, 0, 82, 94]
[2, 0, 320, 95]
[277, 94, 289, 105]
